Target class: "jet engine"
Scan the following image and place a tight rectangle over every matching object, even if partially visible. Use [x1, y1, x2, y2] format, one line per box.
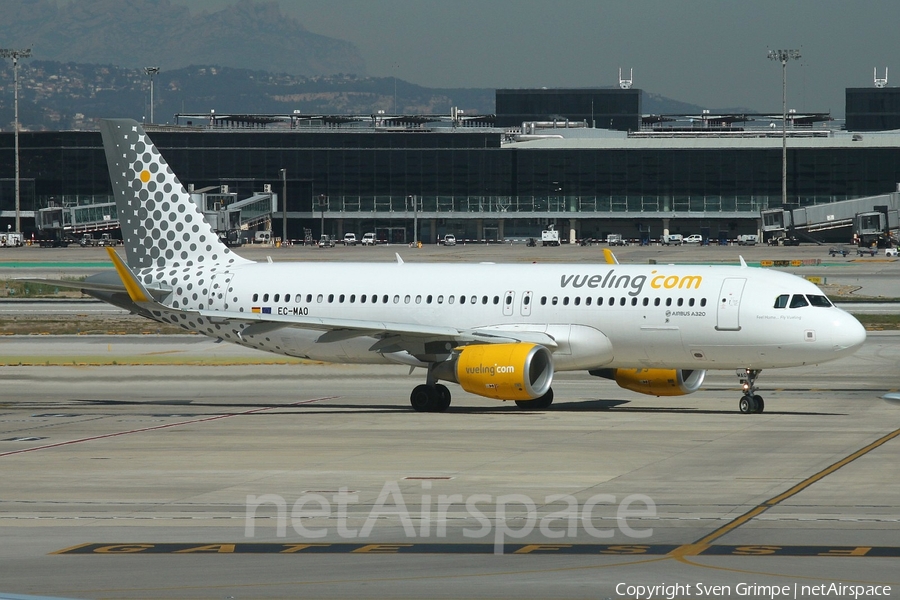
[590, 368, 706, 397]
[433, 343, 553, 401]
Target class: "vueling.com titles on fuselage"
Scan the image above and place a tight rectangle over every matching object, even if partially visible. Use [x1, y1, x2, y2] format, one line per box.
[559, 270, 703, 297]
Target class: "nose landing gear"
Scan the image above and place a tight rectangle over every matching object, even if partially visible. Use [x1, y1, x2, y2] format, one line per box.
[737, 369, 764, 414]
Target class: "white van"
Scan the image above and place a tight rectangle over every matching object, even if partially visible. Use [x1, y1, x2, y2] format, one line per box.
[661, 234, 683, 246]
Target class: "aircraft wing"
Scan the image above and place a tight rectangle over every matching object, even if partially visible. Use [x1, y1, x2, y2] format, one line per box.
[196, 307, 560, 353]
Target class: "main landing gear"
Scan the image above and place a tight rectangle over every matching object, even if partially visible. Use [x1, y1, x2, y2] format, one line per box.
[737, 369, 765, 414]
[410, 383, 451, 413]
[515, 388, 554, 409]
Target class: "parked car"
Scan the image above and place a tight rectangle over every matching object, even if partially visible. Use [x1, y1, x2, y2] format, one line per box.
[885, 247, 899, 257]
[684, 234, 703, 244]
[737, 234, 758, 246]
[361, 232, 377, 246]
[317, 234, 335, 248]
[661, 234, 683, 246]
[343, 233, 357, 246]
[441, 234, 457, 246]
[606, 234, 626, 246]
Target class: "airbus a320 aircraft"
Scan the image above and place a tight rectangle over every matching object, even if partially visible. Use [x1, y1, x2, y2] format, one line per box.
[33, 119, 867, 414]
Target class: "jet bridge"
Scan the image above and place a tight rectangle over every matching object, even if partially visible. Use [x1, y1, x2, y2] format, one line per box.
[190, 186, 277, 245]
[761, 192, 900, 244]
[37, 187, 276, 246]
[37, 201, 119, 235]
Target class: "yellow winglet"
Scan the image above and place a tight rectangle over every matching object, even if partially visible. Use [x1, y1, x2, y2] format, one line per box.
[105, 247, 151, 303]
[602, 248, 619, 265]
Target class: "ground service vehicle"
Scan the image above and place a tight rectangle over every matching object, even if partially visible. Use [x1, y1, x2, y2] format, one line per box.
[541, 227, 560, 246]
[662, 234, 683, 246]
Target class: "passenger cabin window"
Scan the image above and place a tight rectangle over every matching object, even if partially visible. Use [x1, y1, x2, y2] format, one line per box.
[774, 294, 789, 309]
[789, 294, 809, 308]
[252, 293, 258, 302]
[263, 293, 269, 302]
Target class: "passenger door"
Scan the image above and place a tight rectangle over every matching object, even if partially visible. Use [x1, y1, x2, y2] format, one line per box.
[716, 278, 745, 331]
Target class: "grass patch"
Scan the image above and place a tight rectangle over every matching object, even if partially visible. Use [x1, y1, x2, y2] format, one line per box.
[1, 277, 88, 298]
[0, 355, 310, 366]
[0, 316, 187, 336]
[853, 314, 900, 330]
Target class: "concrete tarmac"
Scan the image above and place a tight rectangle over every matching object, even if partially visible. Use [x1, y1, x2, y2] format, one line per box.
[0, 335, 899, 599]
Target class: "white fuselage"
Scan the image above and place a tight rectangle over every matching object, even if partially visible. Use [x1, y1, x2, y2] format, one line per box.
[165, 260, 866, 372]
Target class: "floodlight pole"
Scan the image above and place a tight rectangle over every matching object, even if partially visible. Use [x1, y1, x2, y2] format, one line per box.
[1, 48, 31, 233]
[280, 168, 287, 245]
[408, 195, 418, 245]
[768, 49, 801, 207]
[144, 66, 160, 124]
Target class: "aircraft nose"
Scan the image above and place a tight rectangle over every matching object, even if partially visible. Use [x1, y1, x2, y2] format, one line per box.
[832, 311, 867, 354]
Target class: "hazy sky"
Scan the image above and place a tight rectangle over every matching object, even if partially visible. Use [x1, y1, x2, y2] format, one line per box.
[175, 0, 900, 115]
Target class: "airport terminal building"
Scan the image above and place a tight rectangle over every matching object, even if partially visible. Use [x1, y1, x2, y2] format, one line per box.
[2, 86, 900, 243]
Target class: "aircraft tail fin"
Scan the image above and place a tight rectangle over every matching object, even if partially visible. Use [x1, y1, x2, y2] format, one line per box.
[98, 119, 249, 272]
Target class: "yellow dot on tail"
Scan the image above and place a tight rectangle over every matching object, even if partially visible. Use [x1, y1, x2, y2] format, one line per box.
[139, 170, 151, 183]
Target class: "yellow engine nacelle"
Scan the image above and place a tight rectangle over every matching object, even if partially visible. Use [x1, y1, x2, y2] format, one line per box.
[600, 368, 706, 397]
[449, 343, 554, 401]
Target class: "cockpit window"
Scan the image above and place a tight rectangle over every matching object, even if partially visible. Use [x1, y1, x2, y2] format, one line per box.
[806, 295, 832, 307]
[773, 294, 789, 309]
[789, 294, 809, 308]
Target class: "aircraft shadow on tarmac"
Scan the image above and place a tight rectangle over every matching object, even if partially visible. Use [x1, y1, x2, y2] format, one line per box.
[68, 397, 846, 416]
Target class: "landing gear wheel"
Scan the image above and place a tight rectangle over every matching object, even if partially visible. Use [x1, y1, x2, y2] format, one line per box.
[753, 395, 765, 414]
[515, 388, 554, 409]
[736, 369, 763, 414]
[434, 384, 451, 412]
[410, 384, 437, 412]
